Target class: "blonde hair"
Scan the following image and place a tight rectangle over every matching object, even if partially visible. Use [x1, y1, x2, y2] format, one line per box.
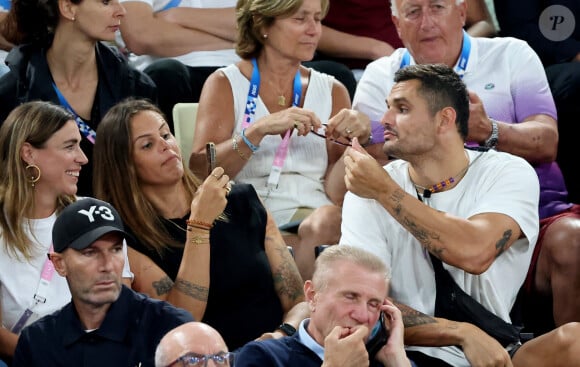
[235, 0, 329, 59]
[93, 98, 202, 256]
[312, 245, 390, 291]
[0, 102, 76, 260]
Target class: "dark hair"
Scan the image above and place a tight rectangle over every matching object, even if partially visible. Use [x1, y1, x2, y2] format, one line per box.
[93, 98, 201, 255]
[5, 0, 82, 46]
[235, 0, 329, 59]
[394, 64, 469, 140]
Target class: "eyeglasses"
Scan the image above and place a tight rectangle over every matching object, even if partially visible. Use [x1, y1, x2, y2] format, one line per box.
[166, 351, 234, 367]
[310, 124, 352, 147]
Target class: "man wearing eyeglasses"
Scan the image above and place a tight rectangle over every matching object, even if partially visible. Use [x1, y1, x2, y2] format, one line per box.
[155, 322, 234, 367]
[12, 198, 194, 367]
[353, 0, 580, 338]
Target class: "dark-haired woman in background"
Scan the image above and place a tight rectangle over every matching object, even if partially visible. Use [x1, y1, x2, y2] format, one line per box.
[0, 0, 157, 196]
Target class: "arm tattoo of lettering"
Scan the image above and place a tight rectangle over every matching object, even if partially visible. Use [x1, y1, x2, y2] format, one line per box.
[393, 301, 437, 328]
[390, 189, 444, 257]
[174, 278, 209, 302]
[270, 241, 304, 301]
[152, 276, 174, 296]
[495, 229, 512, 258]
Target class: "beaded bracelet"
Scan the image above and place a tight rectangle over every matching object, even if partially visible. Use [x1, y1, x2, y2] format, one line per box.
[241, 128, 260, 152]
[186, 219, 213, 230]
[232, 136, 250, 161]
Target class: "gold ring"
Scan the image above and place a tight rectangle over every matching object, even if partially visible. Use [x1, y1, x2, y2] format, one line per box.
[212, 174, 220, 179]
[225, 186, 232, 195]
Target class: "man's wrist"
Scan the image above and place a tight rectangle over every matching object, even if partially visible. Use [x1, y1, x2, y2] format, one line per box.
[276, 322, 297, 336]
[484, 117, 499, 148]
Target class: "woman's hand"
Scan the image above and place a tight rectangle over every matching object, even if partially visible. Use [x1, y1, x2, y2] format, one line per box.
[252, 106, 323, 137]
[326, 109, 371, 145]
[189, 167, 230, 224]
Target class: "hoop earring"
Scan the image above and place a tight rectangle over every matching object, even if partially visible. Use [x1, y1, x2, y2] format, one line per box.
[25, 164, 41, 187]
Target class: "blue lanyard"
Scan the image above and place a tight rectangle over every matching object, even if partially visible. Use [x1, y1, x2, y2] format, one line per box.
[52, 83, 96, 144]
[243, 58, 302, 190]
[159, 0, 181, 11]
[400, 30, 471, 78]
[242, 58, 302, 128]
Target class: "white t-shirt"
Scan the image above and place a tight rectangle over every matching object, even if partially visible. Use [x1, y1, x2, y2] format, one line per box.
[1, 206, 133, 333]
[340, 149, 540, 366]
[221, 64, 335, 225]
[117, 0, 240, 70]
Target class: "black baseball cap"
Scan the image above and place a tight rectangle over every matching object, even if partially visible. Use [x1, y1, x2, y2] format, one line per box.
[53, 198, 130, 253]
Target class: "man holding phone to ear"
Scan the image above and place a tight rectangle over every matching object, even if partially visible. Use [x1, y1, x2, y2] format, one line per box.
[235, 245, 412, 367]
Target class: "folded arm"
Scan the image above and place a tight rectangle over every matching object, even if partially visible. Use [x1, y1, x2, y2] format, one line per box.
[119, 2, 233, 57]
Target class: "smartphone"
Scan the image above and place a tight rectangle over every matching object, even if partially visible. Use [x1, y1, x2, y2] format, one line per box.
[365, 311, 390, 360]
[206, 142, 216, 176]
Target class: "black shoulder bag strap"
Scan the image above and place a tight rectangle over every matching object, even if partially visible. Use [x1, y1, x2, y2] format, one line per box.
[429, 253, 521, 347]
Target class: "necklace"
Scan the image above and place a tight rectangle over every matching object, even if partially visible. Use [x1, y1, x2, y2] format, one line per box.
[413, 150, 485, 198]
[277, 95, 286, 107]
[164, 218, 187, 232]
[266, 76, 293, 107]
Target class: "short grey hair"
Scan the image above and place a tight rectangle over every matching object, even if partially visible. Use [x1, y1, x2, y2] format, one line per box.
[391, 0, 465, 18]
[312, 245, 390, 291]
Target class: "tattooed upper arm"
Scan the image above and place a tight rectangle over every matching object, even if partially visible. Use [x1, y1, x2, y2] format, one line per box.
[494, 229, 512, 258]
[152, 276, 174, 296]
[270, 243, 304, 302]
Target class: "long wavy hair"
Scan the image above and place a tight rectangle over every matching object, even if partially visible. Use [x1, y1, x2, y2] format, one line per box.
[93, 98, 202, 256]
[235, 0, 329, 59]
[3, 0, 83, 46]
[0, 101, 76, 260]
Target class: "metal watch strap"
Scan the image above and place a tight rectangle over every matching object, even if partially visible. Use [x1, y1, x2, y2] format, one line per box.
[484, 118, 499, 148]
[277, 323, 296, 336]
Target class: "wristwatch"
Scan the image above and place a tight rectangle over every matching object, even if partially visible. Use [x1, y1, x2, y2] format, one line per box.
[484, 118, 499, 148]
[277, 323, 297, 336]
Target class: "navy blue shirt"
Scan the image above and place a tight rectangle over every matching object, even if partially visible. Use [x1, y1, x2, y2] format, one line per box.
[13, 286, 193, 367]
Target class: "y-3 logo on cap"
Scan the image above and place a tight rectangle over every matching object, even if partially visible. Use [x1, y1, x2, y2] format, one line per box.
[78, 205, 115, 222]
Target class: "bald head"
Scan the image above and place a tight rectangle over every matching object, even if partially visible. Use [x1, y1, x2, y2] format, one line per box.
[155, 322, 229, 367]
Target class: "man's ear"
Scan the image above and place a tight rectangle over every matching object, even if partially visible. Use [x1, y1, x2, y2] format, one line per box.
[438, 107, 457, 133]
[49, 252, 67, 277]
[304, 280, 317, 311]
[392, 14, 402, 39]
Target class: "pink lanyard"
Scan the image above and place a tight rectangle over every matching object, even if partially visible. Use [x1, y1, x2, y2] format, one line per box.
[10, 245, 56, 334]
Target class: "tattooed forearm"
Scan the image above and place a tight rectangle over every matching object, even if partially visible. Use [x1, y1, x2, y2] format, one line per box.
[495, 229, 512, 258]
[152, 276, 174, 296]
[270, 242, 304, 301]
[174, 278, 209, 302]
[393, 301, 438, 328]
[389, 189, 444, 257]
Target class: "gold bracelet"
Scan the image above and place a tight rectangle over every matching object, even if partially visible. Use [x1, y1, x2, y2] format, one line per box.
[186, 219, 213, 230]
[188, 234, 210, 245]
[232, 136, 251, 161]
